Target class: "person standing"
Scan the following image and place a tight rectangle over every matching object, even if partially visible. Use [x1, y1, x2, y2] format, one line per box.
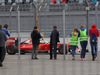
[70, 28, 79, 60]
[89, 24, 99, 61]
[50, 26, 59, 60]
[31, 26, 42, 59]
[0, 25, 7, 67]
[2, 24, 10, 37]
[79, 24, 88, 60]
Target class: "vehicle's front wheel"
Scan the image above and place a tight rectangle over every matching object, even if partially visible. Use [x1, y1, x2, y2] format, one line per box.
[6, 45, 17, 55]
[58, 45, 68, 54]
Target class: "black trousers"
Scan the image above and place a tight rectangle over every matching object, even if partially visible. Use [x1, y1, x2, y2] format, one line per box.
[50, 43, 57, 59]
[0, 46, 6, 63]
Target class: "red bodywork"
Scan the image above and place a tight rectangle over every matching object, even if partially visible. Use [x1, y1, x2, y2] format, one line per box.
[6, 38, 15, 46]
[6, 38, 69, 52]
[6, 38, 83, 55]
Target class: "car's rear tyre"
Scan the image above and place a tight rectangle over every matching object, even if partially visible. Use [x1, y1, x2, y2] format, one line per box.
[58, 45, 68, 54]
[7, 45, 17, 55]
[20, 50, 26, 55]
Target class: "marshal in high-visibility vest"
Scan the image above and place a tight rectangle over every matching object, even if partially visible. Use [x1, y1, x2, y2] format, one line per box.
[80, 29, 88, 41]
[70, 34, 78, 46]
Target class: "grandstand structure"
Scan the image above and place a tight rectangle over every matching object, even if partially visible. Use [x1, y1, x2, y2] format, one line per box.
[0, 0, 100, 37]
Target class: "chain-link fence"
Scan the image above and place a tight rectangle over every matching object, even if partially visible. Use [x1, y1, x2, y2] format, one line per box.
[1, 1, 99, 38]
[0, 3, 37, 40]
[39, 1, 100, 37]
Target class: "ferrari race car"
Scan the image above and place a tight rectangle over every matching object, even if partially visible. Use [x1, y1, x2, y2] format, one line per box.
[5, 37, 81, 55]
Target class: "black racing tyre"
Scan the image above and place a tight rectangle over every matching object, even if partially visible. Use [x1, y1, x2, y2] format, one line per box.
[20, 50, 26, 55]
[58, 45, 67, 54]
[7, 45, 17, 55]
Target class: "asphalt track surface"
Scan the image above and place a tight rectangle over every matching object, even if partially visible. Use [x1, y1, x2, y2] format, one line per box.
[0, 52, 100, 75]
[2, 33, 100, 75]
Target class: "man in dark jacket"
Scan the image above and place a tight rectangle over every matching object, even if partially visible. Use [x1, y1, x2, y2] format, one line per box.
[31, 26, 42, 59]
[50, 26, 59, 60]
[89, 24, 99, 61]
[0, 25, 7, 67]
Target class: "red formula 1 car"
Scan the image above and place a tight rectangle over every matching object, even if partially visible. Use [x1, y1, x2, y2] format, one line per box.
[5, 37, 81, 55]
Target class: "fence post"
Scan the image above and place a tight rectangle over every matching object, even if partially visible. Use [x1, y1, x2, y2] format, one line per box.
[63, 10, 66, 60]
[85, 0, 89, 35]
[31, 2, 37, 26]
[17, 6, 21, 59]
[38, 6, 42, 31]
[85, 0, 90, 52]
[95, 1, 99, 28]
[9, 6, 13, 32]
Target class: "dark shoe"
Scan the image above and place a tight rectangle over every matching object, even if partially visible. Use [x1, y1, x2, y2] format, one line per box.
[0, 63, 3, 67]
[92, 56, 94, 61]
[32, 57, 35, 60]
[50, 58, 52, 60]
[31, 58, 35, 60]
[54, 58, 57, 60]
[94, 56, 96, 61]
[35, 57, 38, 59]
[92, 56, 96, 61]
[31, 57, 35, 60]
[72, 57, 75, 60]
